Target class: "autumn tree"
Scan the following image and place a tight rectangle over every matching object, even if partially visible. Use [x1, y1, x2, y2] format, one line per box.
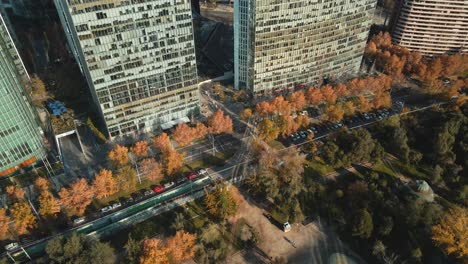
[306, 87, 323, 106]
[287, 91, 306, 111]
[205, 183, 238, 220]
[271, 96, 291, 116]
[321, 85, 337, 104]
[6, 185, 25, 200]
[240, 108, 253, 121]
[34, 177, 50, 192]
[108, 144, 129, 166]
[335, 83, 350, 98]
[30, 76, 49, 106]
[257, 119, 279, 141]
[131, 141, 148, 158]
[59, 178, 95, 217]
[295, 115, 310, 129]
[93, 169, 117, 199]
[172, 123, 195, 147]
[166, 231, 197, 262]
[194, 123, 208, 139]
[38, 191, 61, 218]
[323, 104, 344, 122]
[0, 208, 10, 239]
[163, 149, 184, 175]
[115, 166, 138, 192]
[140, 238, 170, 264]
[140, 158, 163, 182]
[10, 202, 36, 235]
[207, 110, 233, 134]
[432, 207, 468, 259]
[213, 82, 226, 101]
[256, 101, 273, 116]
[154, 133, 171, 152]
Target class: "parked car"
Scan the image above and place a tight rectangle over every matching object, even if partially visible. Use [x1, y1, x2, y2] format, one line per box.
[73, 217, 86, 226]
[163, 182, 175, 189]
[101, 206, 112, 213]
[198, 168, 208, 175]
[125, 197, 134, 204]
[144, 189, 154, 196]
[177, 177, 188, 185]
[111, 202, 122, 210]
[187, 172, 198, 180]
[133, 192, 144, 201]
[4, 242, 19, 251]
[154, 185, 165, 193]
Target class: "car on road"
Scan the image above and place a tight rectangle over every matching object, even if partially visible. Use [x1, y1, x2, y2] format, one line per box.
[133, 192, 145, 201]
[198, 168, 208, 175]
[5, 242, 19, 251]
[154, 185, 165, 193]
[177, 177, 188, 185]
[187, 172, 198, 180]
[111, 202, 122, 210]
[125, 197, 134, 205]
[73, 217, 86, 225]
[163, 182, 175, 189]
[299, 131, 306, 138]
[101, 206, 112, 213]
[144, 189, 154, 196]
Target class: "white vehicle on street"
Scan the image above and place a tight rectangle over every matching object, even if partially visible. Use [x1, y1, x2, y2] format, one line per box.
[197, 168, 208, 175]
[163, 182, 175, 189]
[5, 242, 19, 251]
[111, 202, 122, 210]
[73, 217, 86, 225]
[101, 206, 112, 213]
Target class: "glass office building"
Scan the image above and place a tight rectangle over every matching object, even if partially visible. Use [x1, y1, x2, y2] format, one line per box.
[55, 0, 200, 138]
[234, 0, 376, 94]
[0, 14, 46, 176]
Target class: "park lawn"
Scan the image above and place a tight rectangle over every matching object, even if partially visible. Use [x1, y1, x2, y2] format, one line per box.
[304, 158, 335, 176]
[389, 159, 430, 180]
[268, 140, 285, 150]
[372, 161, 398, 178]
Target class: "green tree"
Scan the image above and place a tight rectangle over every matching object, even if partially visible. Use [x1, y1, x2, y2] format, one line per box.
[45, 233, 115, 264]
[205, 183, 238, 221]
[378, 216, 394, 236]
[124, 235, 142, 264]
[257, 119, 279, 141]
[352, 209, 373, 239]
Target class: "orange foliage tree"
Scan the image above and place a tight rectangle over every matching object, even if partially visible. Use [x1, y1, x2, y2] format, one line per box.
[295, 115, 310, 129]
[93, 169, 117, 199]
[432, 207, 467, 259]
[154, 133, 171, 153]
[34, 177, 50, 192]
[255, 101, 273, 116]
[166, 231, 197, 262]
[163, 149, 185, 176]
[194, 123, 208, 139]
[59, 178, 95, 217]
[0, 208, 10, 239]
[287, 91, 306, 111]
[131, 141, 148, 158]
[321, 85, 337, 104]
[240, 108, 253, 120]
[6, 185, 25, 200]
[207, 110, 233, 134]
[108, 144, 129, 166]
[306, 87, 323, 106]
[10, 202, 36, 235]
[140, 158, 163, 181]
[38, 191, 61, 218]
[140, 238, 170, 264]
[323, 104, 344, 122]
[172, 123, 195, 147]
[271, 96, 291, 116]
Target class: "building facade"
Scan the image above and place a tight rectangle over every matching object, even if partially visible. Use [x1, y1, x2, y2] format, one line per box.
[0, 15, 46, 176]
[392, 0, 468, 56]
[55, 0, 199, 138]
[234, 0, 376, 94]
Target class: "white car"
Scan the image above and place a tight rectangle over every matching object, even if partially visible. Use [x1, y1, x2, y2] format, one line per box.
[163, 182, 175, 189]
[111, 202, 122, 210]
[197, 169, 208, 175]
[5, 242, 19, 251]
[73, 217, 86, 225]
[101, 206, 112, 213]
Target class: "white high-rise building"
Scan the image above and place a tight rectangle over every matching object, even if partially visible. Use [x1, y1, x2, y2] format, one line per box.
[234, 0, 376, 94]
[55, 0, 199, 138]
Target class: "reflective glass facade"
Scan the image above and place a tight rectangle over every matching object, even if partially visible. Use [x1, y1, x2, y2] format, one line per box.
[55, 0, 200, 138]
[0, 15, 45, 175]
[235, 0, 376, 94]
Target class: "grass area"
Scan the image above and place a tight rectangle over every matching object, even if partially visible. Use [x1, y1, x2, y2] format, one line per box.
[182, 149, 237, 173]
[372, 161, 398, 178]
[389, 159, 430, 180]
[268, 140, 285, 150]
[304, 158, 335, 176]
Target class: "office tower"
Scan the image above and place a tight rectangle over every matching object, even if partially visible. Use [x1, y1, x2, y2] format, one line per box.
[392, 0, 468, 55]
[0, 15, 46, 176]
[234, 0, 376, 94]
[54, 0, 199, 138]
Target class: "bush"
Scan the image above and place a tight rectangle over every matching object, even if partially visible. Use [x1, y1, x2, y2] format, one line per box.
[87, 118, 106, 144]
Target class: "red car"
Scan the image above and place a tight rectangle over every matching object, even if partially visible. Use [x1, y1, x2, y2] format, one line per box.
[153, 185, 165, 193]
[187, 172, 198, 180]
